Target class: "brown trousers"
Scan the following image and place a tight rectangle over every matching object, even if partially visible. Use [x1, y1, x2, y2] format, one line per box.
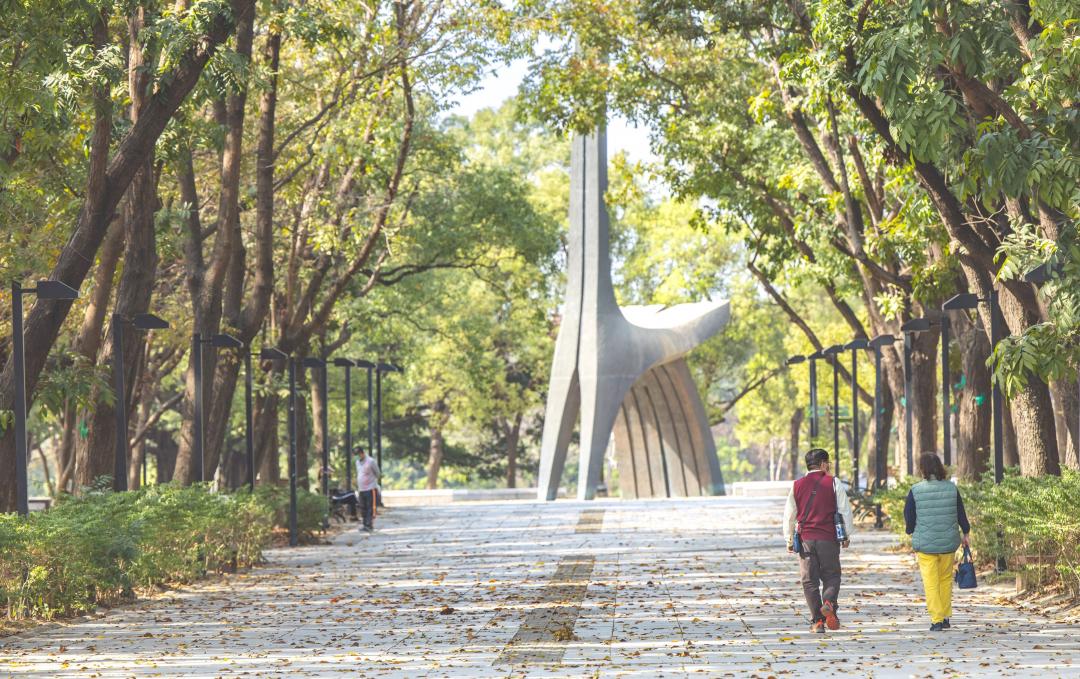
[798, 539, 841, 622]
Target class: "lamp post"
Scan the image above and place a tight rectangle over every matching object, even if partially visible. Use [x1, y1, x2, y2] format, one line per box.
[844, 339, 870, 492]
[899, 318, 938, 476]
[10, 280, 79, 516]
[808, 350, 825, 439]
[112, 313, 169, 491]
[868, 334, 896, 528]
[191, 332, 243, 484]
[302, 357, 330, 529]
[333, 359, 357, 491]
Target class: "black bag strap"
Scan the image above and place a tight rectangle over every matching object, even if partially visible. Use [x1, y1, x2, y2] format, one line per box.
[798, 473, 827, 526]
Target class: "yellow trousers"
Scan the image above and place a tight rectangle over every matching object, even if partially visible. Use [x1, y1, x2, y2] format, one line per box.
[916, 552, 955, 623]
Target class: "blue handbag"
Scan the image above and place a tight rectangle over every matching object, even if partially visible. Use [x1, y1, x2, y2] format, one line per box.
[955, 545, 977, 589]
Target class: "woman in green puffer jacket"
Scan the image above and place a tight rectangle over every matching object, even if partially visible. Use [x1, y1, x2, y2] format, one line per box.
[904, 452, 971, 632]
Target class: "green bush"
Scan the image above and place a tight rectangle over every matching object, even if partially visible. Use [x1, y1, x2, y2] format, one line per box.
[875, 470, 1080, 594]
[0, 484, 276, 621]
[252, 484, 328, 541]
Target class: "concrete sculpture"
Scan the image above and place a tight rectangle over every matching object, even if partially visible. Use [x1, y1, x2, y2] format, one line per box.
[537, 129, 730, 501]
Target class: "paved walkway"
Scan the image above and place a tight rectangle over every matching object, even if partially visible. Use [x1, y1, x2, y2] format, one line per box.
[3, 497, 1080, 677]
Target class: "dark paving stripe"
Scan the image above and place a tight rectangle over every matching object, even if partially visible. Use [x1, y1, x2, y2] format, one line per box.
[494, 509, 604, 666]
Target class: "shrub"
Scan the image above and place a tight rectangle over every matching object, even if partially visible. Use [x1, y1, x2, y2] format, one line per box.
[252, 484, 329, 541]
[874, 469, 1080, 595]
[0, 484, 276, 622]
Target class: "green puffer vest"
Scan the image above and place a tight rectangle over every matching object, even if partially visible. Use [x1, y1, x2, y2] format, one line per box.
[911, 479, 961, 554]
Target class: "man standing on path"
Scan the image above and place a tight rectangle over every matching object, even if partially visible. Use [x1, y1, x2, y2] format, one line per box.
[783, 448, 854, 633]
[354, 445, 380, 533]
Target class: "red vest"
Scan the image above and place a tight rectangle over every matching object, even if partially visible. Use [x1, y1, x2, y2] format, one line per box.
[793, 471, 837, 542]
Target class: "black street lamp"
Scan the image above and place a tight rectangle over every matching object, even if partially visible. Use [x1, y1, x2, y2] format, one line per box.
[900, 318, 938, 476]
[808, 350, 825, 439]
[11, 280, 79, 516]
[112, 312, 169, 491]
[843, 338, 870, 492]
[192, 332, 243, 484]
[332, 358, 357, 491]
[374, 362, 403, 471]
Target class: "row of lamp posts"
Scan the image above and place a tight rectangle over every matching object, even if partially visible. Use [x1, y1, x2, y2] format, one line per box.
[9, 278, 403, 547]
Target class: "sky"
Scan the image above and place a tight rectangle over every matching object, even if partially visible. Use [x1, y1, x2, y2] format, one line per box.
[446, 58, 657, 164]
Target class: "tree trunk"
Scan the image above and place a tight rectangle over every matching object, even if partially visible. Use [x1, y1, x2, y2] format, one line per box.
[1004, 401, 1020, 469]
[128, 383, 152, 490]
[426, 402, 447, 490]
[953, 312, 991, 480]
[295, 369, 311, 491]
[310, 368, 327, 491]
[1050, 375, 1080, 470]
[788, 408, 803, 479]
[505, 412, 523, 489]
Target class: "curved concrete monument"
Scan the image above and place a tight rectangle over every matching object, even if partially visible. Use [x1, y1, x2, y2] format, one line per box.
[537, 129, 730, 501]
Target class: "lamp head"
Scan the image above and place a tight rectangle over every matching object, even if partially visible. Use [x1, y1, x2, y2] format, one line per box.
[823, 344, 843, 357]
[808, 350, 825, 360]
[302, 357, 326, 369]
[354, 359, 376, 369]
[332, 358, 356, 368]
[1023, 264, 1053, 285]
[900, 318, 934, 333]
[868, 334, 896, 349]
[259, 347, 288, 361]
[34, 280, 79, 300]
[942, 293, 981, 311]
[785, 355, 807, 366]
[844, 338, 870, 350]
[132, 313, 169, 330]
[211, 333, 244, 349]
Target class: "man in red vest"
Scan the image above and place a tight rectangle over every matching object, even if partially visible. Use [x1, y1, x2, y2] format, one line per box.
[783, 448, 853, 633]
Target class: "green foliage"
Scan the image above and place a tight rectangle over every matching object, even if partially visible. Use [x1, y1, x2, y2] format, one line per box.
[252, 484, 327, 541]
[0, 484, 277, 621]
[876, 470, 1080, 594]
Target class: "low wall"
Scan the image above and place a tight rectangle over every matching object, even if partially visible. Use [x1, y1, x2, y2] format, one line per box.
[725, 480, 793, 497]
[382, 488, 564, 506]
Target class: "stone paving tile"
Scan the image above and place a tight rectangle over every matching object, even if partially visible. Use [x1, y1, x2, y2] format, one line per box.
[3, 496, 1080, 677]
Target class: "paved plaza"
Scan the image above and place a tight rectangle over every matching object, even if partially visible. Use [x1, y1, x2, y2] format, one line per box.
[3, 496, 1080, 678]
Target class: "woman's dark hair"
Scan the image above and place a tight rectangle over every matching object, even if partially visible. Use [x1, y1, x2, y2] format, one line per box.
[918, 452, 946, 480]
[804, 448, 830, 470]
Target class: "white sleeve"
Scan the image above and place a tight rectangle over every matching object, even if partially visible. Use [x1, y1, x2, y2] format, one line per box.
[836, 478, 855, 538]
[783, 488, 797, 543]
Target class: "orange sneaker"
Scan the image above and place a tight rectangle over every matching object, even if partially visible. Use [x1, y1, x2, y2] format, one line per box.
[820, 601, 840, 630]
[809, 621, 826, 634]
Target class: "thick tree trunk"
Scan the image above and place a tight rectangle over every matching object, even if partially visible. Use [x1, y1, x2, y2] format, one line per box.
[953, 312, 991, 480]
